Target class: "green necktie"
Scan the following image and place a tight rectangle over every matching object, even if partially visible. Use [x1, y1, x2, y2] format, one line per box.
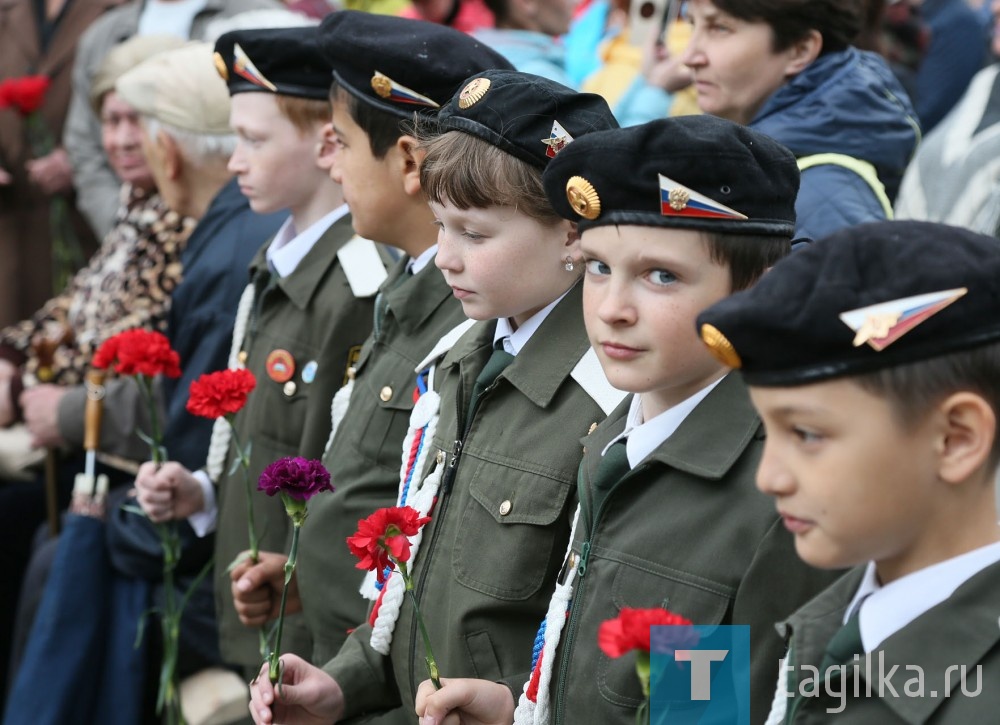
[590, 438, 630, 516]
[820, 608, 863, 676]
[465, 345, 514, 427]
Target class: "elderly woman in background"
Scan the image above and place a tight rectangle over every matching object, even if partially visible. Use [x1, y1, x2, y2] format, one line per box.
[681, 0, 920, 240]
[0, 35, 193, 445]
[0, 35, 192, 707]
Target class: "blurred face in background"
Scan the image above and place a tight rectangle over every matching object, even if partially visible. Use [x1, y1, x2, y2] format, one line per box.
[992, 0, 1000, 57]
[100, 91, 155, 191]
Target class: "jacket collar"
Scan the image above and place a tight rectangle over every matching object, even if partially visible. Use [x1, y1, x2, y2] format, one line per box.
[440, 281, 591, 409]
[249, 211, 354, 311]
[782, 560, 1000, 723]
[384, 256, 456, 333]
[583, 373, 760, 480]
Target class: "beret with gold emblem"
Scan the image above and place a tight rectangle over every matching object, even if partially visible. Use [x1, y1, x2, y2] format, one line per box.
[317, 11, 513, 120]
[696, 220, 1000, 386]
[437, 70, 619, 170]
[542, 115, 799, 236]
[214, 26, 331, 100]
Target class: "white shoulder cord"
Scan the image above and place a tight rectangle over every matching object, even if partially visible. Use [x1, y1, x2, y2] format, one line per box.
[362, 363, 444, 655]
[205, 282, 254, 482]
[513, 504, 583, 725]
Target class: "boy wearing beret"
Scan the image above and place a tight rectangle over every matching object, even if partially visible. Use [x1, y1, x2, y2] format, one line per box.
[224, 10, 514, 712]
[415, 116, 839, 725]
[134, 26, 389, 677]
[249, 69, 625, 723]
[697, 220, 1000, 723]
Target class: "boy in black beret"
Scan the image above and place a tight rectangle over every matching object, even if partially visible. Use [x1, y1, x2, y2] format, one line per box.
[698, 220, 1000, 723]
[249, 68, 625, 723]
[414, 115, 839, 725]
[133, 25, 391, 680]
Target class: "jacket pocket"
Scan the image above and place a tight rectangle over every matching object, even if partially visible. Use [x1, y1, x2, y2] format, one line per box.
[354, 374, 415, 471]
[452, 458, 574, 601]
[596, 563, 732, 708]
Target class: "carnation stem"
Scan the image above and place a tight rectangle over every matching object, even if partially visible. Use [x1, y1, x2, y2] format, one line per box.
[397, 560, 441, 690]
[227, 417, 259, 562]
[269, 520, 301, 683]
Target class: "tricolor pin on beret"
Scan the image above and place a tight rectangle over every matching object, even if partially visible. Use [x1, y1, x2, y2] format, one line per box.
[696, 221, 1000, 386]
[437, 70, 619, 169]
[541, 115, 799, 236]
[316, 11, 513, 120]
[214, 26, 331, 100]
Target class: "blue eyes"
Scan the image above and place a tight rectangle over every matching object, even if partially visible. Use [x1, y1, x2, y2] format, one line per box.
[648, 270, 677, 286]
[585, 259, 610, 275]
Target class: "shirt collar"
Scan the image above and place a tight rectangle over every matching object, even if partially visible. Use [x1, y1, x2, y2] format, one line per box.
[266, 204, 349, 278]
[848, 540, 1000, 651]
[407, 244, 437, 276]
[493, 289, 569, 356]
[601, 378, 725, 468]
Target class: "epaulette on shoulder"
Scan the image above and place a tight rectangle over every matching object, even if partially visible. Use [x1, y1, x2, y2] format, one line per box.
[571, 347, 626, 415]
[337, 235, 389, 298]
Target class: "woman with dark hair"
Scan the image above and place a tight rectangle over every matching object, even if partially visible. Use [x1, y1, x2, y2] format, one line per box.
[682, 0, 920, 240]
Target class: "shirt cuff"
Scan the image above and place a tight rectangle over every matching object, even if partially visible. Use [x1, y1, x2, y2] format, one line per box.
[188, 469, 218, 537]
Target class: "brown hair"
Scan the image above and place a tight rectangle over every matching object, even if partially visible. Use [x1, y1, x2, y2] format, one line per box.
[704, 231, 791, 292]
[708, 0, 862, 55]
[274, 94, 331, 134]
[419, 129, 562, 224]
[853, 343, 1000, 470]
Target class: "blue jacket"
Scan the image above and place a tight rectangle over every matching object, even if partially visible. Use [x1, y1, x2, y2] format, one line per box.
[751, 48, 919, 241]
[161, 178, 286, 471]
[473, 28, 573, 87]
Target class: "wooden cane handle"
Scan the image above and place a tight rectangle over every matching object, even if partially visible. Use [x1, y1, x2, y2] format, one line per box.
[83, 368, 107, 452]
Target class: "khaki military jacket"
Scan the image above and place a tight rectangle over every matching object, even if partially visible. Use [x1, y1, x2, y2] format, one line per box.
[213, 213, 382, 667]
[326, 282, 624, 719]
[552, 376, 840, 725]
[298, 257, 466, 667]
[779, 559, 1000, 724]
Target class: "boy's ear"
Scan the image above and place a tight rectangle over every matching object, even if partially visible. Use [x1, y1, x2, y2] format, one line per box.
[396, 135, 425, 197]
[317, 122, 337, 167]
[783, 29, 822, 77]
[935, 392, 997, 486]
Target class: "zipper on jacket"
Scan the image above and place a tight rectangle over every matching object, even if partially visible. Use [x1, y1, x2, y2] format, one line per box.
[553, 464, 642, 723]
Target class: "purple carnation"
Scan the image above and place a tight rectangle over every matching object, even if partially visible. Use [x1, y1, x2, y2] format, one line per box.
[257, 457, 333, 502]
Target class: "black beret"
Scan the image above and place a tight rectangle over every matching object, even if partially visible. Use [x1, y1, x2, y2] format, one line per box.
[317, 11, 514, 120]
[214, 27, 331, 100]
[542, 115, 799, 236]
[437, 70, 619, 169]
[696, 221, 1000, 386]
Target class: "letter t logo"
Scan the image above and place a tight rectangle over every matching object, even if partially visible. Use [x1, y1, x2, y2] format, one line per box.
[675, 649, 729, 700]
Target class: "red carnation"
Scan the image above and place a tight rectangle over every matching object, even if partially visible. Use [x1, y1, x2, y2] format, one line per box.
[92, 329, 181, 378]
[598, 607, 696, 658]
[0, 75, 50, 116]
[347, 506, 431, 583]
[186, 368, 256, 419]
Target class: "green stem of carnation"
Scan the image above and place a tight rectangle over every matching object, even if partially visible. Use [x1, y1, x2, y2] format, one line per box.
[138, 375, 166, 465]
[269, 520, 301, 683]
[134, 373, 184, 723]
[396, 559, 441, 690]
[227, 416, 259, 562]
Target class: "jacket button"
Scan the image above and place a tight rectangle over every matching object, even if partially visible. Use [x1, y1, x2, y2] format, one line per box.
[499, 500, 512, 516]
[283, 381, 297, 396]
[436, 450, 446, 466]
[379, 385, 393, 401]
[238, 350, 248, 365]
